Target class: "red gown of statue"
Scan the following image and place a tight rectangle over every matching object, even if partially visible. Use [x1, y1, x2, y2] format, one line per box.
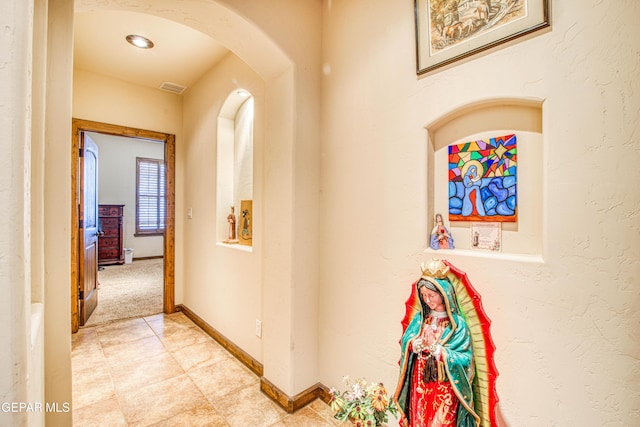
[408, 316, 459, 427]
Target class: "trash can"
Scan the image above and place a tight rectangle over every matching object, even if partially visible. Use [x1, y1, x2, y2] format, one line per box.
[124, 248, 134, 264]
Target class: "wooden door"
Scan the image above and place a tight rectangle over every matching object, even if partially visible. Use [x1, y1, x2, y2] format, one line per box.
[78, 133, 99, 326]
[71, 119, 176, 333]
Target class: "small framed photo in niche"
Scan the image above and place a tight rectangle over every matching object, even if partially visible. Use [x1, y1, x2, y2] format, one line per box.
[239, 200, 253, 247]
[470, 222, 501, 251]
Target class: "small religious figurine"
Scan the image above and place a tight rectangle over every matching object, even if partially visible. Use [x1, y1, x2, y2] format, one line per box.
[430, 213, 454, 250]
[223, 206, 238, 243]
[393, 260, 480, 427]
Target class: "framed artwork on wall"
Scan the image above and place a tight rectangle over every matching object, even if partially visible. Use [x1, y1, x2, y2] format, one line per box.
[448, 134, 517, 222]
[414, 0, 550, 74]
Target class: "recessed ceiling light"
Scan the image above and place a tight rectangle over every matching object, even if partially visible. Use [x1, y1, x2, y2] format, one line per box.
[126, 34, 154, 49]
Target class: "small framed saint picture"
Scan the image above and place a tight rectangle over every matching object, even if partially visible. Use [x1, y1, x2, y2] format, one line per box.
[470, 222, 501, 251]
[239, 200, 253, 247]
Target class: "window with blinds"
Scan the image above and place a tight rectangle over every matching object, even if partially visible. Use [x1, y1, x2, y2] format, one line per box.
[136, 157, 166, 235]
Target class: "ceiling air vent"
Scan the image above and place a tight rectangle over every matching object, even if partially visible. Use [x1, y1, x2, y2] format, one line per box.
[159, 81, 187, 95]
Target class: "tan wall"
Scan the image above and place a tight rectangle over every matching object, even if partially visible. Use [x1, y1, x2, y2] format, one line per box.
[0, 0, 36, 425]
[44, 0, 75, 425]
[72, 69, 185, 300]
[319, 1, 640, 425]
[210, 0, 323, 394]
[182, 53, 265, 362]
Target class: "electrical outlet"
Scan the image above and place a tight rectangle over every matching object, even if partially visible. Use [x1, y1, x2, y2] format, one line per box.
[255, 319, 262, 338]
[187, 207, 193, 219]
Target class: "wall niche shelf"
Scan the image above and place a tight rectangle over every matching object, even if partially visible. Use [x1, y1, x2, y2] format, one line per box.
[425, 98, 544, 259]
[424, 247, 544, 264]
[216, 242, 253, 253]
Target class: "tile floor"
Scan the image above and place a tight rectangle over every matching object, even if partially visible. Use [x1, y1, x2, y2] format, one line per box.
[72, 312, 349, 426]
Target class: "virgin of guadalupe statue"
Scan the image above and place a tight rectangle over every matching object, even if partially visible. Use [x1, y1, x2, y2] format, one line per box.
[394, 259, 499, 427]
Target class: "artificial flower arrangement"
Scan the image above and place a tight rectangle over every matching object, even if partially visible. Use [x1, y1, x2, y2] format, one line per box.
[329, 376, 398, 427]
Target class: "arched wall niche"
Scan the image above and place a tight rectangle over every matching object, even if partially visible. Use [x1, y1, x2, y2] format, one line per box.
[217, 90, 254, 245]
[426, 98, 545, 261]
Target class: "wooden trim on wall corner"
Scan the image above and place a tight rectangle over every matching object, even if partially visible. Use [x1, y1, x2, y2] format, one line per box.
[163, 133, 176, 314]
[178, 304, 332, 414]
[317, 383, 333, 405]
[71, 120, 80, 333]
[178, 304, 264, 377]
[260, 377, 329, 414]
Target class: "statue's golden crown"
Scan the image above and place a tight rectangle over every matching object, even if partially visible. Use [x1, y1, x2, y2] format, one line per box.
[420, 258, 450, 279]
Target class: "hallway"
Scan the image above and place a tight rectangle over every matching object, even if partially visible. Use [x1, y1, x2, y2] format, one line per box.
[72, 312, 344, 426]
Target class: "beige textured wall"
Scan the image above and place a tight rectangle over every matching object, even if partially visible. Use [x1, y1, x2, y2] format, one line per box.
[182, 53, 265, 362]
[0, 0, 35, 425]
[319, 1, 640, 426]
[211, 0, 323, 394]
[1, 1, 75, 424]
[72, 69, 184, 135]
[44, 0, 75, 425]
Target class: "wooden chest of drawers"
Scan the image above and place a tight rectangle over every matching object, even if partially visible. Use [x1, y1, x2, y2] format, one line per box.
[98, 204, 124, 265]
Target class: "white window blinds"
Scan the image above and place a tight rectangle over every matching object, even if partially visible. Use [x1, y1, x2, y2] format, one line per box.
[136, 157, 166, 235]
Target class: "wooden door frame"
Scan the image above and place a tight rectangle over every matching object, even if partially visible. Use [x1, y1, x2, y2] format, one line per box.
[71, 118, 176, 333]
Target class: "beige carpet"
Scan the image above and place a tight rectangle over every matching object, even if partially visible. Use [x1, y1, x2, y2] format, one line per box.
[84, 258, 163, 327]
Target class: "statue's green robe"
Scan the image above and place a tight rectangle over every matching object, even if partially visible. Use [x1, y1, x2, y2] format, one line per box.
[393, 276, 480, 427]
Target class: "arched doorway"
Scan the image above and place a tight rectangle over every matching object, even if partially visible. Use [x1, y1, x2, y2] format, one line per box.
[71, 0, 302, 403]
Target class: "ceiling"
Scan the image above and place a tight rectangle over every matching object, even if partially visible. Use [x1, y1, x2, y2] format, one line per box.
[73, 10, 230, 94]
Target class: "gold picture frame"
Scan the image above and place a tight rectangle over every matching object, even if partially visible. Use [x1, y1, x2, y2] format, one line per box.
[415, 0, 550, 75]
[238, 200, 253, 247]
